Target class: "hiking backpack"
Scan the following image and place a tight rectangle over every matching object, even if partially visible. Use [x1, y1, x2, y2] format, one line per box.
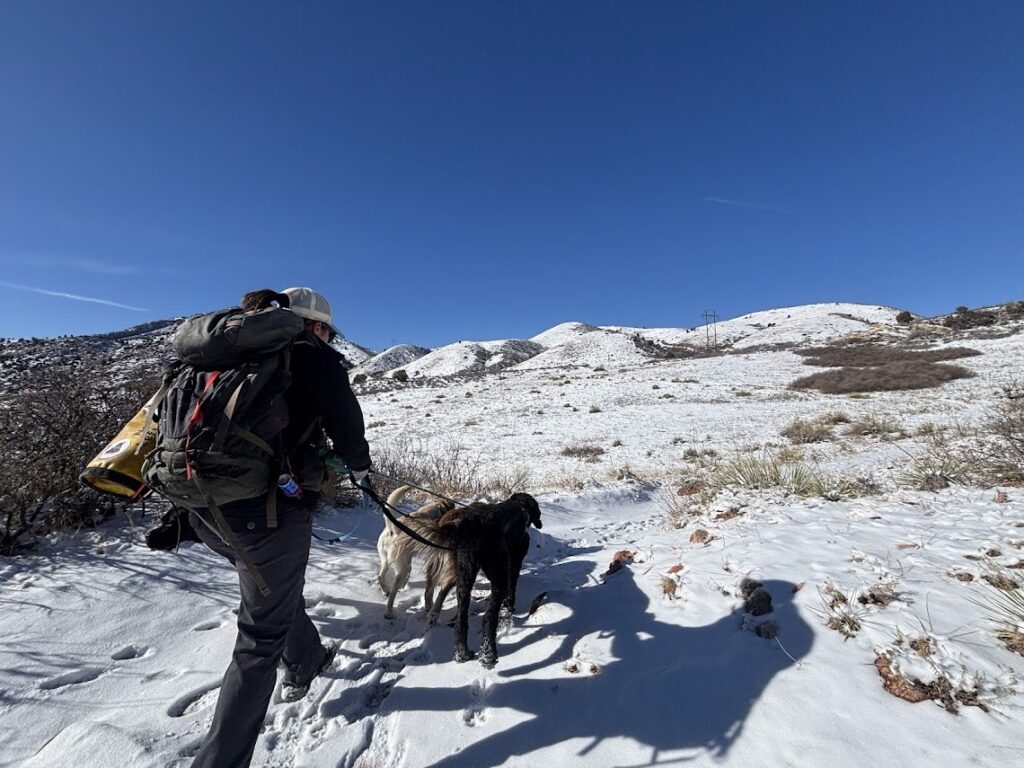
[142, 306, 305, 593]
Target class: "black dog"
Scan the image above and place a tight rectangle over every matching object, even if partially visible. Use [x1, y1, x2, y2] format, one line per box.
[437, 493, 543, 668]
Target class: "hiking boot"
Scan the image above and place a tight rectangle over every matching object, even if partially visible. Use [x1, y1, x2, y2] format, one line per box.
[281, 643, 338, 703]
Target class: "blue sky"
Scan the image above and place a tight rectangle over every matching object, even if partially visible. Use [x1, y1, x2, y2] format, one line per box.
[1, 2, 1021, 349]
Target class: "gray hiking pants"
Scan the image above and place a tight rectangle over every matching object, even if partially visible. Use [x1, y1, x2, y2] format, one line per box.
[189, 505, 327, 768]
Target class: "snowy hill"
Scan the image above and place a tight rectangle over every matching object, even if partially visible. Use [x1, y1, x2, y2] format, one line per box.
[396, 339, 545, 379]
[513, 327, 651, 370]
[4, 300, 1024, 768]
[529, 321, 599, 348]
[608, 302, 903, 351]
[0, 303, 905, 389]
[330, 337, 375, 369]
[352, 344, 431, 377]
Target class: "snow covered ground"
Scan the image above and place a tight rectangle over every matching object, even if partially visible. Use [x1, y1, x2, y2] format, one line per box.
[3, 302, 1024, 767]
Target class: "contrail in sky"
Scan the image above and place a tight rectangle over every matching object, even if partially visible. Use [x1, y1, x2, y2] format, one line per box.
[0, 281, 149, 312]
[704, 196, 792, 213]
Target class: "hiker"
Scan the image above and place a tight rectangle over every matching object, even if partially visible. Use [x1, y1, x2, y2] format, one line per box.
[150, 287, 371, 768]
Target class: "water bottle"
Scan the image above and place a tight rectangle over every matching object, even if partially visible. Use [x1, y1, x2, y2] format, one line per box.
[277, 473, 302, 499]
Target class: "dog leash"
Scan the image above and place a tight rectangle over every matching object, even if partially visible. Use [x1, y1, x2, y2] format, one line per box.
[311, 519, 360, 545]
[356, 475, 456, 552]
[366, 471, 475, 509]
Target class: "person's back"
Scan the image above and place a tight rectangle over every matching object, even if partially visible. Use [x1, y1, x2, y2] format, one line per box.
[186, 287, 371, 768]
[283, 327, 371, 503]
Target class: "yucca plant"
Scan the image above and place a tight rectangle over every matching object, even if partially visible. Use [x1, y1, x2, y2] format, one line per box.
[971, 575, 1024, 657]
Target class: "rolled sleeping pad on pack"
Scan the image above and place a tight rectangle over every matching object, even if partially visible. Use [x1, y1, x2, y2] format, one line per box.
[80, 394, 159, 498]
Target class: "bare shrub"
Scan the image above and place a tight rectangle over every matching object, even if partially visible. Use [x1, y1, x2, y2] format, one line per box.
[983, 385, 1024, 485]
[943, 307, 998, 330]
[660, 491, 696, 528]
[780, 417, 834, 444]
[792, 361, 974, 394]
[774, 445, 805, 464]
[561, 444, 606, 460]
[795, 345, 981, 368]
[0, 363, 160, 554]
[682, 447, 718, 464]
[819, 410, 851, 425]
[366, 436, 530, 500]
[844, 414, 907, 439]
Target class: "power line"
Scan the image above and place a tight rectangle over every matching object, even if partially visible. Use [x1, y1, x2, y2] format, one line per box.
[701, 309, 719, 350]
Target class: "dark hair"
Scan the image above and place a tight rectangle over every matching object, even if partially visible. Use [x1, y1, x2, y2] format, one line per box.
[241, 289, 290, 312]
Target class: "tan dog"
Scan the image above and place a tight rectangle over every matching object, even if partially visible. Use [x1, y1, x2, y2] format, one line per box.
[376, 486, 457, 621]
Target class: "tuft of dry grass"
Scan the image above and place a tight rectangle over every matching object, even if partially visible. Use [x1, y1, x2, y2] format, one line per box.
[661, 576, 679, 600]
[369, 437, 531, 500]
[562, 444, 606, 460]
[971, 571, 1024, 657]
[774, 445, 806, 464]
[844, 414, 907, 439]
[817, 582, 864, 639]
[899, 452, 972, 491]
[780, 417, 834, 444]
[857, 582, 899, 607]
[982, 572, 1021, 591]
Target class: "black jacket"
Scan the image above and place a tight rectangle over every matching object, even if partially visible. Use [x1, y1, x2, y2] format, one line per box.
[285, 333, 371, 480]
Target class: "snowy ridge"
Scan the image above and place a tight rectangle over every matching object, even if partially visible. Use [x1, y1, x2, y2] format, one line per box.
[529, 321, 599, 348]
[397, 339, 545, 378]
[352, 344, 431, 377]
[330, 337, 376, 368]
[3, 303, 1024, 768]
[513, 327, 650, 370]
[608, 302, 902, 350]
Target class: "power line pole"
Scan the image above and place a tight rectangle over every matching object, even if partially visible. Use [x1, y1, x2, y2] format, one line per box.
[702, 309, 719, 350]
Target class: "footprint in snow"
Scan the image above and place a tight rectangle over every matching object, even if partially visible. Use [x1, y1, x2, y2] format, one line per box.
[461, 676, 493, 726]
[191, 620, 223, 632]
[167, 682, 221, 717]
[38, 667, 105, 690]
[362, 672, 396, 710]
[110, 644, 148, 661]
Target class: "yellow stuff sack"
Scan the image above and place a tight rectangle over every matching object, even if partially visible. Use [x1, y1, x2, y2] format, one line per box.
[80, 395, 158, 498]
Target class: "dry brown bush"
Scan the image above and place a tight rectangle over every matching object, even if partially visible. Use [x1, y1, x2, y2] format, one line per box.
[790, 361, 974, 394]
[983, 385, 1024, 484]
[363, 437, 531, 502]
[844, 414, 907, 439]
[795, 345, 981, 368]
[780, 417, 833, 444]
[0, 363, 160, 554]
[562, 444, 606, 460]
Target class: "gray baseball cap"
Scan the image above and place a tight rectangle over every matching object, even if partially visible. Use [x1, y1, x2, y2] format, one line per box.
[282, 287, 342, 338]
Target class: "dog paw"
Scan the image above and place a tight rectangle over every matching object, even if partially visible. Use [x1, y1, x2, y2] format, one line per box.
[479, 656, 497, 670]
[454, 648, 474, 664]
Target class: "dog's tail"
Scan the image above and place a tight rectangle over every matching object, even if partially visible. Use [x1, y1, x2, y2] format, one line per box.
[383, 485, 413, 535]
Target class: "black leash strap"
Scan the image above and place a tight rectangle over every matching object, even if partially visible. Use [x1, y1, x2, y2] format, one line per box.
[312, 530, 344, 544]
[358, 477, 456, 552]
[366, 471, 473, 510]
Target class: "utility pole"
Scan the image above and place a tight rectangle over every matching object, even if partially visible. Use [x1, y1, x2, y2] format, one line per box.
[702, 309, 719, 350]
